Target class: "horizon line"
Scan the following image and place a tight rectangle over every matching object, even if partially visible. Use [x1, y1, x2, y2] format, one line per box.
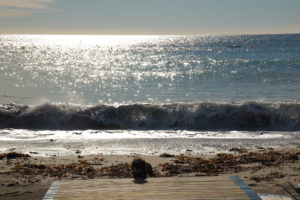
[1, 32, 300, 37]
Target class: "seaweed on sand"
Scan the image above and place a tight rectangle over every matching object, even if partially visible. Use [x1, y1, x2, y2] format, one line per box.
[0, 152, 30, 160]
[159, 150, 300, 176]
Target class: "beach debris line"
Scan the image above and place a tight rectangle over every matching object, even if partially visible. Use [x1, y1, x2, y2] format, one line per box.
[100, 163, 132, 178]
[158, 150, 300, 176]
[0, 152, 30, 160]
[11, 158, 134, 180]
[159, 153, 176, 158]
[4, 149, 299, 183]
[229, 148, 248, 154]
[250, 172, 286, 182]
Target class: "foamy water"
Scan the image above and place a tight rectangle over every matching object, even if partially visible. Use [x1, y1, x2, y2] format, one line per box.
[1, 129, 298, 156]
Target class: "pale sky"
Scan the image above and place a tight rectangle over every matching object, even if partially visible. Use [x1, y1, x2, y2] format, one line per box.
[0, 0, 300, 35]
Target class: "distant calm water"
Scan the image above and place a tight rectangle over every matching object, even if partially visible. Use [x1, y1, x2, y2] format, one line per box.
[1, 34, 300, 105]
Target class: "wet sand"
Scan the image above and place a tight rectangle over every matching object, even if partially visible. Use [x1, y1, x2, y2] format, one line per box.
[0, 146, 299, 200]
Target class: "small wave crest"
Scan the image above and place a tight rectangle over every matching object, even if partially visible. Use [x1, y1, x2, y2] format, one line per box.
[0, 102, 300, 131]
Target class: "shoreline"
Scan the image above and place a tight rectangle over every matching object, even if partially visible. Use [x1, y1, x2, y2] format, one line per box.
[0, 146, 299, 200]
[1, 129, 299, 156]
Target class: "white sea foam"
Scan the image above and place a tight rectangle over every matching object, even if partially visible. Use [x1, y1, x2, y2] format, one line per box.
[0, 129, 293, 141]
[0, 129, 299, 156]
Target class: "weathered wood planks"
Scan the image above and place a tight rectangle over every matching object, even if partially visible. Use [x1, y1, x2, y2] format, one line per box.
[44, 176, 260, 200]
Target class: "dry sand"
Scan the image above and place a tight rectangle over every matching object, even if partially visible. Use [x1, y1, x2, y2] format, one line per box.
[0, 146, 299, 200]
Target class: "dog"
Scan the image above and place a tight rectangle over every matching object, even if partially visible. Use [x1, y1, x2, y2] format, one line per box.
[132, 158, 155, 179]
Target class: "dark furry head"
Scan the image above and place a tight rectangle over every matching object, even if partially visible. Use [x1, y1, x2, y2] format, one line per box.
[132, 158, 155, 179]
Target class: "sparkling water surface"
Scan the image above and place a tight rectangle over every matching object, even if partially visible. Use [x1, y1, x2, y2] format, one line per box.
[1, 34, 300, 105]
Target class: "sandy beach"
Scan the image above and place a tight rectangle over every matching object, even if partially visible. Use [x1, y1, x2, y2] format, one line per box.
[0, 146, 299, 200]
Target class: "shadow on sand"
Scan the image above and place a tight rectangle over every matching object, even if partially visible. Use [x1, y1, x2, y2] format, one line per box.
[133, 178, 148, 184]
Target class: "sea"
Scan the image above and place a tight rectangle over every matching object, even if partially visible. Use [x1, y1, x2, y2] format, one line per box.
[0, 34, 300, 155]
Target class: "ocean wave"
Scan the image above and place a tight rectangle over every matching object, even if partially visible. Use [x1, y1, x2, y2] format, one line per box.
[0, 102, 300, 131]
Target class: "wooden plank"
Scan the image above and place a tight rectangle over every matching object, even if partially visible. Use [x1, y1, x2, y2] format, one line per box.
[48, 177, 256, 200]
[290, 182, 300, 194]
[281, 183, 300, 200]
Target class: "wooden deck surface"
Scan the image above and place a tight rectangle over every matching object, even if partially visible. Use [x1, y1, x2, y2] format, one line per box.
[43, 176, 262, 200]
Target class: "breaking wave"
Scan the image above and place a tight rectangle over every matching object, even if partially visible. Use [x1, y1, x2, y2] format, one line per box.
[0, 102, 300, 131]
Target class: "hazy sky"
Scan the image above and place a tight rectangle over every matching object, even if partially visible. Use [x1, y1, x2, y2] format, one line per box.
[0, 0, 299, 35]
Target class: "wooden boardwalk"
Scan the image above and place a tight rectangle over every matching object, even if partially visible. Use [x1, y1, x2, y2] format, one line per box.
[43, 176, 262, 200]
